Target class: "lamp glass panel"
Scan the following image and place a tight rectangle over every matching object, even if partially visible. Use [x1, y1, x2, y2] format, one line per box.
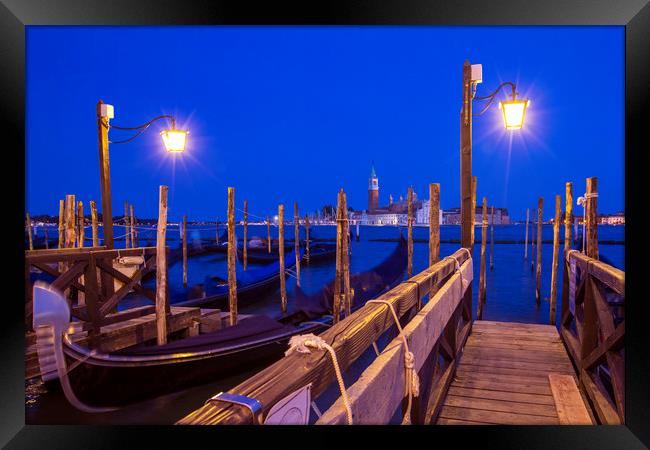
[161, 130, 187, 152]
[500, 100, 528, 130]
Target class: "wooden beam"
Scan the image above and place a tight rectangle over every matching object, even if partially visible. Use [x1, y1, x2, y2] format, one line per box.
[155, 185, 169, 345]
[548, 373, 593, 424]
[317, 259, 473, 424]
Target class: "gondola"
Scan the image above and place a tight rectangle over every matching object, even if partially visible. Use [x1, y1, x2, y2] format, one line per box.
[32, 237, 406, 410]
[237, 241, 337, 264]
[172, 248, 303, 309]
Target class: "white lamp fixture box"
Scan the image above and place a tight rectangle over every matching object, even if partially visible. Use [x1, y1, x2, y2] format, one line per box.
[100, 103, 115, 119]
[471, 64, 483, 84]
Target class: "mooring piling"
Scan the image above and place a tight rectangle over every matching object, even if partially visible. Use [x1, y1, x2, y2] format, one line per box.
[124, 201, 131, 248]
[156, 185, 169, 344]
[182, 214, 188, 288]
[228, 187, 238, 325]
[586, 177, 598, 259]
[524, 208, 529, 259]
[536, 197, 543, 306]
[564, 182, 573, 253]
[278, 204, 286, 313]
[90, 200, 99, 247]
[333, 191, 343, 323]
[550, 194, 561, 324]
[26, 213, 33, 250]
[470, 176, 477, 251]
[243, 200, 248, 271]
[130, 204, 136, 248]
[478, 197, 488, 319]
[58, 199, 65, 249]
[77, 201, 85, 248]
[407, 186, 414, 277]
[294, 202, 300, 287]
[531, 211, 535, 271]
[490, 205, 494, 270]
[267, 216, 271, 253]
[65, 195, 76, 249]
[429, 183, 440, 266]
[341, 191, 351, 317]
[305, 214, 310, 262]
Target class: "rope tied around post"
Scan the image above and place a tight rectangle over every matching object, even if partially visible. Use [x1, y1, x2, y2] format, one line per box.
[365, 299, 420, 425]
[285, 334, 353, 425]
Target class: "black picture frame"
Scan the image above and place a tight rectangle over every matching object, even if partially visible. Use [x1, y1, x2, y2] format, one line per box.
[2, 0, 647, 447]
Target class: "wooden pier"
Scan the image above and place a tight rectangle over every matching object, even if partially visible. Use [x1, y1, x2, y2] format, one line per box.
[437, 320, 592, 425]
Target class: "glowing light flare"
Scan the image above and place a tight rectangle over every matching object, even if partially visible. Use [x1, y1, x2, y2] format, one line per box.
[498, 99, 530, 130]
[161, 128, 189, 153]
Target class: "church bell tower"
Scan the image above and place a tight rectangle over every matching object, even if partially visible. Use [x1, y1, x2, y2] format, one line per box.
[368, 162, 379, 212]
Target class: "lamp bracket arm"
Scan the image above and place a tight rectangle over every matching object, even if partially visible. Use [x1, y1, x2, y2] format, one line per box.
[110, 115, 175, 131]
[473, 81, 517, 102]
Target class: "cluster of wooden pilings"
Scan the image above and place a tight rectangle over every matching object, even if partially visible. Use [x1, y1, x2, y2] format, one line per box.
[522, 176, 599, 324]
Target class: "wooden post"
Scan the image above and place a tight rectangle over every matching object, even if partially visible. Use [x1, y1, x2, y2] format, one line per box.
[182, 214, 188, 288]
[227, 188, 238, 325]
[407, 186, 414, 277]
[429, 183, 440, 266]
[294, 202, 300, 287]
[470, 176, 477, 251]
[550, 195, 561, 325]
[155, 186, 169, 345]
[333, 191, 343, 324]
[524, 208, 529, 259]
[341, 192, 351, 317]
[460, 60, 473, 250]
[44, 225, 49, 249]
[585, 177, 598, 260]
[130, 204, 136, 247]
[97, 100, 114, 249]
[26, 213, 33, 250]
[489, 205, 494, 270]
[58, 199, 65, 249]
[478, 197, 488, 319]
[124, 201, 130, 248]
[536, 198, 543, 306]
[267, 216, 271, 253]
[65, 195, 76, 249]
[90, 200, 99, 247]
[215, 218, 219, 244]
[77, 201, 85, 248]
[278, 204, 286, 313]
[531, 211, 536, 271]
[564, 183, 573, 253]
[243, 200, 248, 270]
[305, 214, 310, 262]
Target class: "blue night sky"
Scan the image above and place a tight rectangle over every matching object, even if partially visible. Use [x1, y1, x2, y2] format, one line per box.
[26, 26, 624, 222]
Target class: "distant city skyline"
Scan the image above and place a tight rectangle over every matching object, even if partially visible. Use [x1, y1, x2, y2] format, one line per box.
[26, 26, 624, 221]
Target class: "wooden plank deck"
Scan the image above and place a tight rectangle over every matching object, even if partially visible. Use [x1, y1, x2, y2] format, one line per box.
[436, 320, 594, 425]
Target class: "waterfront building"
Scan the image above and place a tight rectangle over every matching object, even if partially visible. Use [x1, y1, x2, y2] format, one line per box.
[442, 205, 510, 225]
[415, 199, 444, 225]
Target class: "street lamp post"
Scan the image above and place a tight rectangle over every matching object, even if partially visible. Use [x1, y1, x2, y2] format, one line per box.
[96, 99, 188, 250]
[459, 60, 529, 251]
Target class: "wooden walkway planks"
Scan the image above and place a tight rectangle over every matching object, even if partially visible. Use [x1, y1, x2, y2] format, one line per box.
[436, 320, 593, 425]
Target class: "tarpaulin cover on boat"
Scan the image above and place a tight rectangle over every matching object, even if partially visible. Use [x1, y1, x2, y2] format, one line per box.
[113, 314, 296, 356]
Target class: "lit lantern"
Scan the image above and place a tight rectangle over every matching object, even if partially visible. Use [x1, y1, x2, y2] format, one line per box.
[160, 127, 189, 153]
[498, 99, 530, 130]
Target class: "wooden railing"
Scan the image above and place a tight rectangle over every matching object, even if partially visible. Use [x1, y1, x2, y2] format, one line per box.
[25, 246, 162, 341]
[177, 247, 472, 425]
[560, 249, 625, 424]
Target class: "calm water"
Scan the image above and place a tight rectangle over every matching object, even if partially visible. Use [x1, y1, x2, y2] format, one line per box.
[26, 224, 624, 424]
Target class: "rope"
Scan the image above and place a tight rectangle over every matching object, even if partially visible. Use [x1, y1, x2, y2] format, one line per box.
[365, 299, 420, 425]
[285, 334, 353, 425]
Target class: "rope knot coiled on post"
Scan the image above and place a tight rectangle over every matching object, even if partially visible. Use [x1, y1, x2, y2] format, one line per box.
[285, 334, 353, 425]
